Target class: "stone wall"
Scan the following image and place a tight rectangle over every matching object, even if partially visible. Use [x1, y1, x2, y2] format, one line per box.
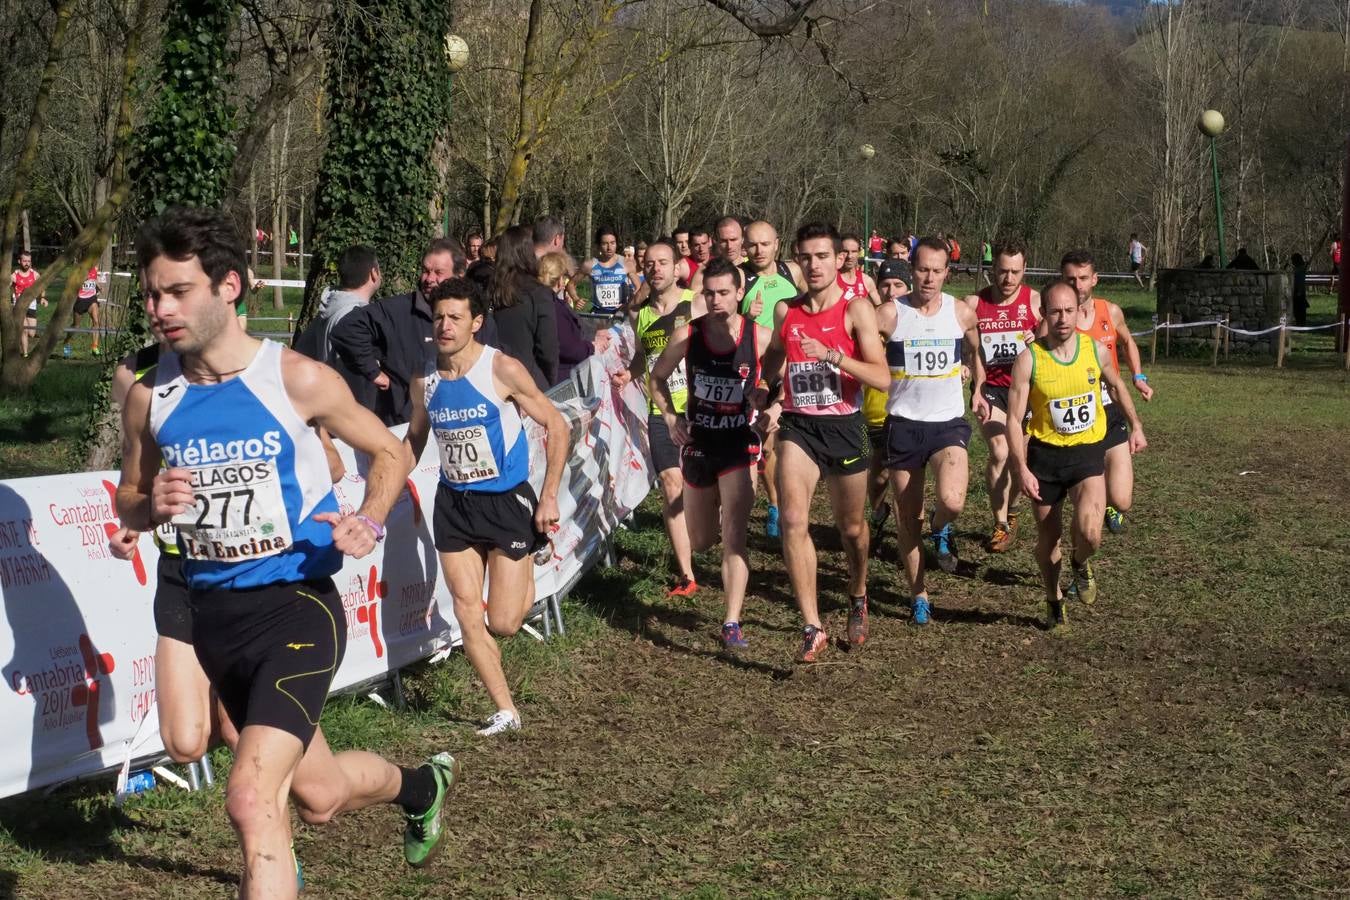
[1155, 269, 1289, 354]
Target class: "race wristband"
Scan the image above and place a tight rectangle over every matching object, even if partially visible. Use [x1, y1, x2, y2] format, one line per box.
[1133, 373, 1149, 383]
[354, 514, 385, 542]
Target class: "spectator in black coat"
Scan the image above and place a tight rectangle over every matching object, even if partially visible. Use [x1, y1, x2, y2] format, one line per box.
[329, 237, 463, 425]
[1290, 252, 1309, 326]
[1227, 246, 1260, 270]
[539, 250, 612, 384]
[488, 225, 559, 389]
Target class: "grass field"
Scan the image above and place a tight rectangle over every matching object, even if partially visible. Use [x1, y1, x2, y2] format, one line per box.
[0, 280, 1348, 898]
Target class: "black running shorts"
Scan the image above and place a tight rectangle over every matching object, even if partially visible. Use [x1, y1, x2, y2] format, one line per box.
[777, 412, 869, 475]
[433, 481, 542, 560]
[647, 414, 682, 474]
[682, 431, 762, 489]
[980, 383, 1009, 413]
[1026, 438, 1106, 507]
[883, 414, 971, 471]
[1102, 402, 1129, 451]
[74, 297, 97, 316]
[154, 554, 193, 644]
[189, 578, 344, 749]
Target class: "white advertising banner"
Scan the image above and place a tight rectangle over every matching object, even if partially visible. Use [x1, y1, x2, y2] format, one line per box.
[0, 355, 650, 799]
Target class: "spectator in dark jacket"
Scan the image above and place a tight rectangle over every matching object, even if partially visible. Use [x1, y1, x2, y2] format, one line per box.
[1291, 252, 1309, 326]
[467, 235, 496, 291]
[329, 237, 462, 425]
[489, 225, 559, 389]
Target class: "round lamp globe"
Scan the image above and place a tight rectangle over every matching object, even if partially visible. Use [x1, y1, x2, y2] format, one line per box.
[1198, 109, 1225, 138]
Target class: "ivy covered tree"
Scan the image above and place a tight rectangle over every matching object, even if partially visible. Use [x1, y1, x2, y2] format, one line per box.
[80, 0, 240, 468]
[297, 0, 455, 326]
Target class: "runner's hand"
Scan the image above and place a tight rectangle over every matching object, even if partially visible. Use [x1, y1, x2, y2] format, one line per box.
[108, 526, 140, 560]
[152, 468, 196, 524]
[972, 391, 990, 424]
[1018, 465, 1042, 502]
[372, 371, 391, 390]
[669, 416, 691, 447]
[1134, 379, 1155, 401]
[961, 364, 971, 384]
[799, 336, 829, 362]
[593, 330, 612, 354]
[534, 493, 561, 535]
[314, 512, 379, 558]
[1128, 428, 1148, 455]
[748, 296, 763, 319]
[610, 368, 632, 389]
[754, 403, 781, 437]
[750, 385, 769, 411]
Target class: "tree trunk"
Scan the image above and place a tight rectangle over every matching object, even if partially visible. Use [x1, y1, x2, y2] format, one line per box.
[298, 189, 305, 281]
[20, 210, 30, 253]
[250, 170, 260, 273]
[492, 0, 544, 233]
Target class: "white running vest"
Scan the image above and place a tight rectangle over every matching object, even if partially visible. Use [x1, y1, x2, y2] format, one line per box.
[885, 293, 966, 421]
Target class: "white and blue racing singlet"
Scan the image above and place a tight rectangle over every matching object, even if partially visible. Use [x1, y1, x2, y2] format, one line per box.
[590, 258, 630, 313]
[149, 340, 341, 589]
[424, 345, 529, 493]
[886, 293, 966, 422]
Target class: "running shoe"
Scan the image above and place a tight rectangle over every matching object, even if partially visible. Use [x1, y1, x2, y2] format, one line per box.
[847, 597, 869, 648]
[62, 345, 72, 358]
[667, 576, 699, 598]
[989, 522, 1014, 553]
[795, 625, 828, 663]
[404, 751, 461, 867]
[930, 523, 958, 573]
[910, 595, 931, 626]
[1104, 506, 1126, 534]
[766, 505, 781, 539]
[1067, 560, 1097, 606]
[475, 709, 522, 737]
[91, 347, 101, 357]
[720, 622, 749, 650]
[1046, 597, 1068, 630]
[292, 843, 303, 891]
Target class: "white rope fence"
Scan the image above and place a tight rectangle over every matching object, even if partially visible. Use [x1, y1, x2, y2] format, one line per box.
[1133, 313, 1350, 369]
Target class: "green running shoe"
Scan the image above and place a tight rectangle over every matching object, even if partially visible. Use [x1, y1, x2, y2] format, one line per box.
[1104, 506, 1125, 534]
[1067, 560, 1097, 606]
[404, 752, 461, 868]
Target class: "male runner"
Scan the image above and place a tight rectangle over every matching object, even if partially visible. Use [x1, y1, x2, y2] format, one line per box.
[677, 226, 713, 288]
[10, 251, 45, 357]
[714, 216, 745, 263]
[740, 220, 805, 538]
[573, 226, 637, 314]
[888, 238, 910, 261]
[673, 227, 691, 261]
[67, 265, 102, 356]
[1061, 250, 1154, 534]
[838, 234, 880, 305]
[876, 238, 988, 625]
[757, 223, 889, 661]
[864, 259, 911, 541]
[1006, 281, 1147, 627]
[1128, 233, 1147, 288]
[965, 239, 1042, 552]
[650, 258, 773, 649]
[631, 239, 706, 595]
[406, 277, 568, 736]
[117, 207, 457, 896]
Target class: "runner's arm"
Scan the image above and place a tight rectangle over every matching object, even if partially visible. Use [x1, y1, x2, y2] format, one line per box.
[958, 303, 990, 422]
[110, 353, 140, 409]
[1004, 349, 1038, 501]
[405, 374, 431, 462]
[843, 298, 892, 391]
[285, 351, 410, 541]
[863, 273, 881, 306]
[752, 323, 783, 433]
[115, 380, 185, 531]
[1096, 341, 1147, 453]
[649, 327, 690, 443]
[1109, 301, 1153, 399]
[755, 302, 789, 403]
[496, 353, 568, 530]
[318, 427, 345, 483]
[567, 259, 594, 308]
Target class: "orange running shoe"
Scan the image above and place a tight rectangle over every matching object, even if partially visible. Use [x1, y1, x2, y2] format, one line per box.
[989, 522, 1014, 553]
[847, 597, 869, 648]
[667, 576, 698, 598]
[795, 625, 829, 663]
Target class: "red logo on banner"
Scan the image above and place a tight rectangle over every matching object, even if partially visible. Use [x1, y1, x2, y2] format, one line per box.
[355, 564, 385, 658]
[69, 634, 115, 750]
[100, 480, 147, 586]
[405, 479, 423, 526]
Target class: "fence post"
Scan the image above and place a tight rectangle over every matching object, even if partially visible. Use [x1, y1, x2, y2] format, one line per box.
[1276, 315, 1287, 368]
[1164, 313, 1171, 358]
[1149, 314, 1158, 365]
[1343, 315, 1349, 371]
[1223, 316, 1230, 359]
[1211, 320, 1220, 367]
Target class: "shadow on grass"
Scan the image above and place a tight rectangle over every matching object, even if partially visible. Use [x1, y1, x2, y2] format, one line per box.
[0, 790, 237, 889]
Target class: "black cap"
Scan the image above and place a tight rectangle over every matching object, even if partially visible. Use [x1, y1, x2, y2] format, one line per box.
[877, 258, 912, 289]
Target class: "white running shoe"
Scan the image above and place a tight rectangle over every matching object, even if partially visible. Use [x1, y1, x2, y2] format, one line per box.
[476, 709, 522, 737]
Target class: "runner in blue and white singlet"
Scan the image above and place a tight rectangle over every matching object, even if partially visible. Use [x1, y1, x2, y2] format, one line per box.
[407, 276, 570, 738]
[589, 256, 631, 314]
[118, 206, 456, 890]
